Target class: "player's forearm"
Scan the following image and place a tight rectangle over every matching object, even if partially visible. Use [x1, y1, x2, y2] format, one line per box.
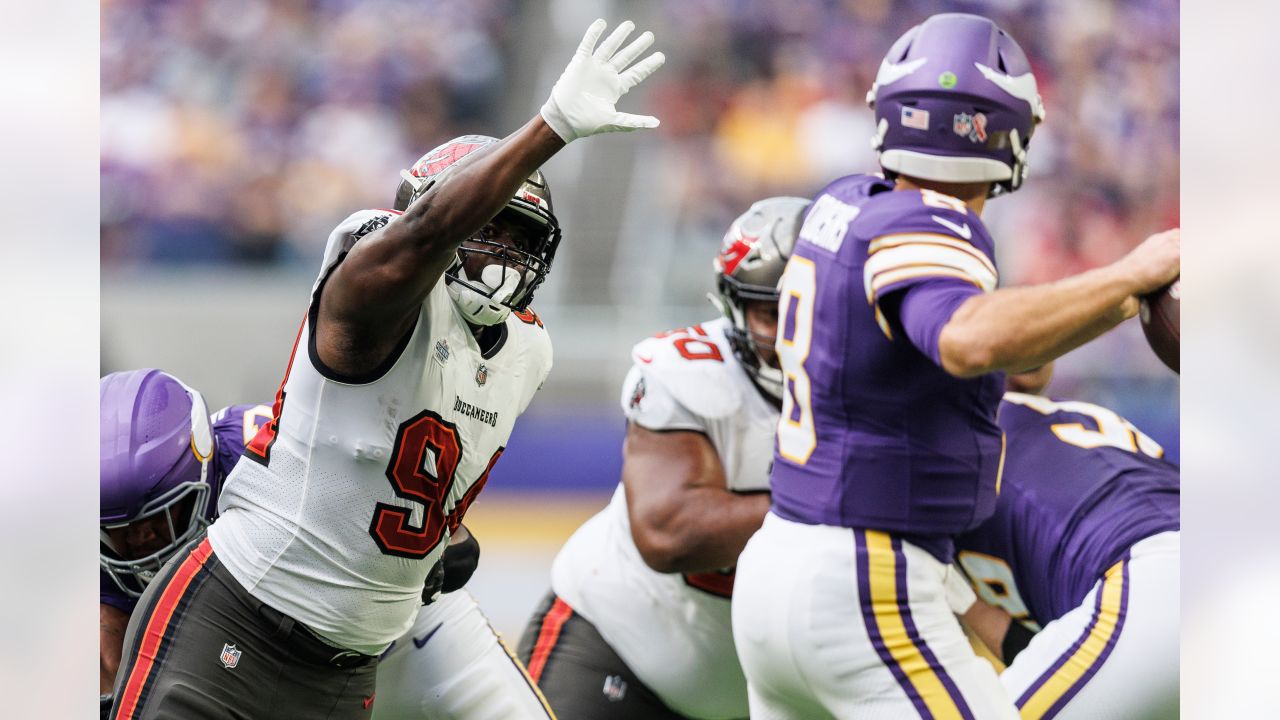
[100, 603, 128, 693]
[961, 598, 1013, 663]
[395, 116, 565, 260]
[635, 490, 770, 573]
[938, 264, 1137, 377]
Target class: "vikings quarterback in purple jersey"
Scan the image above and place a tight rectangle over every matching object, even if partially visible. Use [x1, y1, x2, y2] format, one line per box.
[955, 386, 1179, 720]
[99, 370, 268, 706]
[730, 13, 1180, 720]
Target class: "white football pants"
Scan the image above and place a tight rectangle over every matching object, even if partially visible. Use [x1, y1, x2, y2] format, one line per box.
[373, 590, 556, 720]
[1001, 531, 1179, 720]
[732, 512, 1018, 719]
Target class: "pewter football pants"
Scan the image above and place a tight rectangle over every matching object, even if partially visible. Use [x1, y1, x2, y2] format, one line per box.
[999, 531, 1180, 720]
[732, 512, 1019, 720]
[111, 536, 377, 720]
[516, 591, 691, 720]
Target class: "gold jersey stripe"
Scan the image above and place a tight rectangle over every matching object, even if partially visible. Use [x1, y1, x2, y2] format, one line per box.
[867, 266, 989, 305]
[865, 245, 997, 301]
[870, 232, 997, 276]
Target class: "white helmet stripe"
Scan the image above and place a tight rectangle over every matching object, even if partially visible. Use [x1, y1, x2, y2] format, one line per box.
[974, 62, 1046, 122]
[866, 57, 927, 107]
[875, 56, 927, 88]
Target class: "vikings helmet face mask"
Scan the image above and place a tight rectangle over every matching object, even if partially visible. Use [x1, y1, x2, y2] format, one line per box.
[711, 197, 810, 400]
[395, 135, 562, 326]
[100, 370, 214, 597]
[866, 13, 1045, 197]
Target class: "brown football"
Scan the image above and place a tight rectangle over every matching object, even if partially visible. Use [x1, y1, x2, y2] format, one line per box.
[1140, 278, 1180, 373]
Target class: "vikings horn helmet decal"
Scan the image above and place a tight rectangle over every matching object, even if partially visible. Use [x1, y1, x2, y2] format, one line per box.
[867, 13, 1045, 197]
[395, 135, 562, 325]
[100, 369, 215, 597]
[711, 196, 810, 400]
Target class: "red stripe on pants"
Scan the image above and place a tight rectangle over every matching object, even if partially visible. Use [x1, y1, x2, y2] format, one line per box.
[115, 538, 214, 719]
[526, 597, 573, 682]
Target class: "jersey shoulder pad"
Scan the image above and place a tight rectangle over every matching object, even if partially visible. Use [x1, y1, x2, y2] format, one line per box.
[855, 188, 992, 250]
[811, 173, 892, 205]
[858, 189, 998, 301]
[316, 209, 402, 285]
[508, 308, 553, 388]
[627, 321, 744, 422]
[794, 174, 891, 256]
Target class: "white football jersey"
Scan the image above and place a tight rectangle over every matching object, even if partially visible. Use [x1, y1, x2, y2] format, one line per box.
[550, 317, 778, 719]
[210, 209, 552, 655]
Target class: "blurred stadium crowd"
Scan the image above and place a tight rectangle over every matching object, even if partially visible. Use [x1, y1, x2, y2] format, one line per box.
[102, 0, 1177, 277]
[101, 0, 1178, 449]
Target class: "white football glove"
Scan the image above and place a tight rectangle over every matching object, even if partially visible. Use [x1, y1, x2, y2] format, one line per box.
[944, 563, 978, 615]
[540, 19, 666, 143]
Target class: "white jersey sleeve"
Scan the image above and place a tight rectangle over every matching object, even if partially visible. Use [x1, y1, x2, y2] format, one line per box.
[549, 318, 779, 719]
[313, 209, 399, 294]
[619, 322, 746, 434]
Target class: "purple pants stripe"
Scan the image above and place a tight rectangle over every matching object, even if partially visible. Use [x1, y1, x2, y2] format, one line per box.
[855, 530, 930, 718]
[1015, 560, 1130, 719]
[891, 536, 976, 720]
[855, 529, 975, 720]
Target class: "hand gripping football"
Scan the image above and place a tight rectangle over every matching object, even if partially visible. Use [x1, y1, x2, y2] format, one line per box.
[1140, 278, 1179, 373]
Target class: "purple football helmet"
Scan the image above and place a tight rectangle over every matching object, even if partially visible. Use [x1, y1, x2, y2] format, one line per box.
[100, 369, 214, 597]
[866, 13, 1046, 196]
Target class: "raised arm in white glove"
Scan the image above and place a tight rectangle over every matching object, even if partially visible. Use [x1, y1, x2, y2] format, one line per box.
[540, 19, 666, 143]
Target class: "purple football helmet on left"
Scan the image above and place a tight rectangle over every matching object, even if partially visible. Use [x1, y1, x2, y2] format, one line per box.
[866, 13, 1046, 196]
[100, 369, 215, 597]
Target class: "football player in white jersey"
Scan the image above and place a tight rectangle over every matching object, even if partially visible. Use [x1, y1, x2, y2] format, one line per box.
[99, 372, 541, 720]
[111, 19, 666, 720]
[517, 197, 807, 719]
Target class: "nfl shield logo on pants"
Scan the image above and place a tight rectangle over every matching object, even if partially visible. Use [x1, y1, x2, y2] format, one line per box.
[220, 643, 242, 669]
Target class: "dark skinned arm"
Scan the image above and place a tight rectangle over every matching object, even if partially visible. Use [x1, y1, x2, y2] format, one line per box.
[623, 423, 771, 574]
[316, 117, 566, 378]
[961, 597, 1014, 664]
[100, 603, 129, 693]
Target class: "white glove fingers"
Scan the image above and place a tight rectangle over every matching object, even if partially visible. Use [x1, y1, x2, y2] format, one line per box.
[576, 18, 607, 56]
[610, 112, 660, 131]
[593, 19, 635, 61]
[619, 51, 666, 92]
[609, 30, 654, 71]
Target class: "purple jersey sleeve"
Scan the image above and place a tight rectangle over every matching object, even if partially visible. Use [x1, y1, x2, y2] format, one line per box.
[861, 189, 997, 327]
[893, 279, 981, 366]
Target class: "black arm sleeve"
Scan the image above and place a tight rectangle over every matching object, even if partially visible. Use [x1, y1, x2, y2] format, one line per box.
[1002, 621, 1036, 664]
[441, 530, 481, 594]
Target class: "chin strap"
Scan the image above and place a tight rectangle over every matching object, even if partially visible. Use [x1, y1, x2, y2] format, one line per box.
[446, 259, 529, 326]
